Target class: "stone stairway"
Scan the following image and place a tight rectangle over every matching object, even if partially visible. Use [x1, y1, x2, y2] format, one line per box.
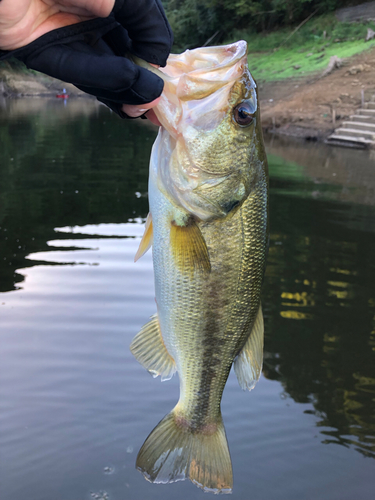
[326, 98, 375, 149]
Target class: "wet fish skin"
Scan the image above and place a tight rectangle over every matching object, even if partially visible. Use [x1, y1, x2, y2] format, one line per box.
[131, 42, 268, 493]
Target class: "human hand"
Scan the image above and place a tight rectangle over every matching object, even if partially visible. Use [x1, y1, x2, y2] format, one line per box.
[0, 1, 114, 50]
[0, 0, 172, 121]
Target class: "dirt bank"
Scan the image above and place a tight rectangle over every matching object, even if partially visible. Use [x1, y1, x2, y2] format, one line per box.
[2, 47, 375, 141]
[0, 62, 87, 98]
[258, 46, 375, 141]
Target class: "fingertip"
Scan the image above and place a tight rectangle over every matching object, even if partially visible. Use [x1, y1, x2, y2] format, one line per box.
[145, 110, 162, 126]
[121, 97, 162, 118]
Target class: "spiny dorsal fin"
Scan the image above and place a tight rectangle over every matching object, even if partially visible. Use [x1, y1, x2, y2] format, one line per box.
[234, 303, 264, 391]
[135, 212, 153, 262]
[136, 410, 232, 493]
[170, 220, 211, 274]
[130, 314, 176, 381]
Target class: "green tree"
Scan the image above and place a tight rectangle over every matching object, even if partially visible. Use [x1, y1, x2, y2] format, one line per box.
[163, 0, 365, 49]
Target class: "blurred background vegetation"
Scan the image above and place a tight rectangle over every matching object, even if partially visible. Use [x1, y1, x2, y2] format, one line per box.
[163, 0, 375, 81]
[163, 0, 375, 49]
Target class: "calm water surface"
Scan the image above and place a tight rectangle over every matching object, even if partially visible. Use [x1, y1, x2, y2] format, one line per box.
[1, 98, 375, 500]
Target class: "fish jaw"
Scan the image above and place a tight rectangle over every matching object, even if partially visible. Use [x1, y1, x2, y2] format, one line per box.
[153, 48, 264, 222]
[153, 109, 262, 223]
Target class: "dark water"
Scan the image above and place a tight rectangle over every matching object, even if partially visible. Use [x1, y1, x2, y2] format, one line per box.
[1, 98, 374, 500]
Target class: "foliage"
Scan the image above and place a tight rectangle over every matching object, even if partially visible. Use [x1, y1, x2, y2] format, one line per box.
[163, 0, 371, 50]
[0, 57, 28, 71]
[164, 0, 219, 50]
[162, 0, 375, 83]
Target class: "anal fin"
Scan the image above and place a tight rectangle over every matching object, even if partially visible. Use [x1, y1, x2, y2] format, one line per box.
[130, 313, 176, 381]
[135, 212, 153, 262]
[234, 303, 264, 391]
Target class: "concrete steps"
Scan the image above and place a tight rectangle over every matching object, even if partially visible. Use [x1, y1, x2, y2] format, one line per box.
[358, 108, 375, 116]
[326, 98, 375, 148]
[334, 127, 375, 139]
[341, 121, 375, 132]
[348, 114, 375, 123]
[326, 134, 373, 149]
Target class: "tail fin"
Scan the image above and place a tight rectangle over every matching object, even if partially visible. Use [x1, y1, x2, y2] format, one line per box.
[136, 411, 233, 494]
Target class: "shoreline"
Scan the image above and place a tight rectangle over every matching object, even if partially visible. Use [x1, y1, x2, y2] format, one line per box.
[0, 64, 89, 100]
[258, 46, 375, 142]
[2, 45, 375, 142]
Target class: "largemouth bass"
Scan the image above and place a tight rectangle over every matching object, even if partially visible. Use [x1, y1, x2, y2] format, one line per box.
[131, 41, 269, 493]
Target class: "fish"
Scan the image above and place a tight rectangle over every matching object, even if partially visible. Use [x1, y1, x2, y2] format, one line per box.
[131, 41, 269, 494]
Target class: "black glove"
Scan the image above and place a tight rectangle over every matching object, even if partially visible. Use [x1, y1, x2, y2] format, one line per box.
[113, 0, 172, 67]
[0, 0, 173, 118]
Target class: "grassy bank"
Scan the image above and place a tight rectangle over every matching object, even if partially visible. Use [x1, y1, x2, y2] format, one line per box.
[237, 13, 375, 81]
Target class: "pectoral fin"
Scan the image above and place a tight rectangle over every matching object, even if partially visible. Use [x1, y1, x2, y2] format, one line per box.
[234, 303, 264, 391]
[170, 220, 211, 274]
[130, 313, 176, 381]
[135, 212, 153, 262]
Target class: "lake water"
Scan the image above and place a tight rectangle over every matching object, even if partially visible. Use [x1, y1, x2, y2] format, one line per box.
[1, 98, 374, 500]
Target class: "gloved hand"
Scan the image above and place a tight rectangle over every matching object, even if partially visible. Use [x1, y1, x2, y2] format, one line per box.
[0, 0, 173, 119]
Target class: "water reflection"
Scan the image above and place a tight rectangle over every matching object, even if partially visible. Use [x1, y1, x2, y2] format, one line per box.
[267, 134, 375, 207]
[1, 100, 375, 499]
[0, 99, 155, 292]
[264, 134, 375, 458]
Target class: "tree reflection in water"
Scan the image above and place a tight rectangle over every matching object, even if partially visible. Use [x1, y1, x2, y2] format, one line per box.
[264, 188, 375, 459]
[0, 98, 154, 292]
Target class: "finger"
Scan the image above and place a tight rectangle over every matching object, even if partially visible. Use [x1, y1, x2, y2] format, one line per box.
[121, 96, 161, 117]
[145, 109, 162, 126]
[67, 0, 115, 17]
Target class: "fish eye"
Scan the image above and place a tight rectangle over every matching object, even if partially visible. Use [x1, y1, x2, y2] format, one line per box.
[233, 102, 254, 127]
